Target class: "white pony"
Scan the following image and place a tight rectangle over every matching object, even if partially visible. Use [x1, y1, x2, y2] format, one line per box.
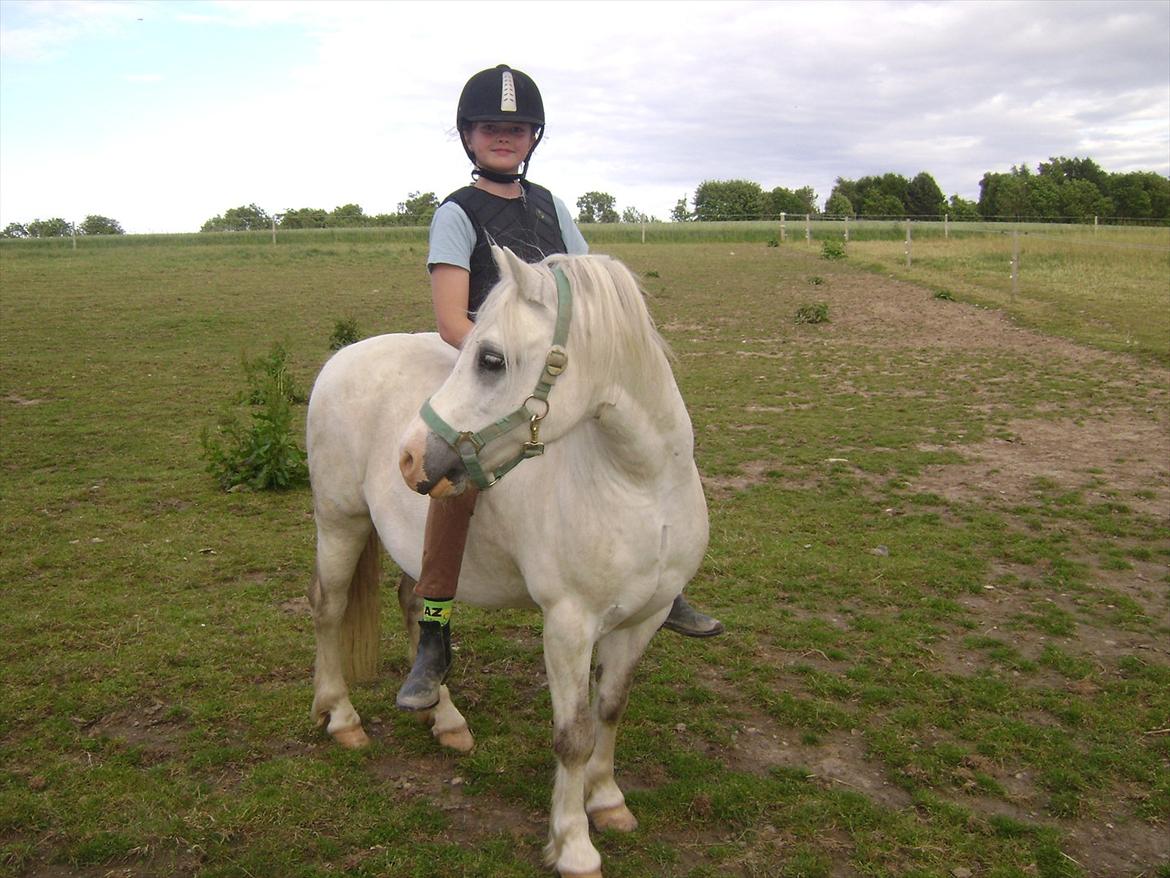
[306, 247, 709, 878]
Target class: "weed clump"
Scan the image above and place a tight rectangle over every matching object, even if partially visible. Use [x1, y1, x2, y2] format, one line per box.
[240, 343, 306, 405]
[329, 317, 362, 351]
[821, 239, 847, 261]
[202, 343, 308, 491]
[794, 302, 830, 325]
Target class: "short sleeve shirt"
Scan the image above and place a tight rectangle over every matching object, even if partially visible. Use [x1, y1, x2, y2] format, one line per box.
[427, 192, 589, 271]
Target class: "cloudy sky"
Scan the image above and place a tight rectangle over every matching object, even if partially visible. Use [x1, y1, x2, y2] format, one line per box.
[1, 0, 1167, 234]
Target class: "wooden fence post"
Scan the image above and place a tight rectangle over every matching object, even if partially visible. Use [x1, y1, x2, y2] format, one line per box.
[805, 213, 811, 245]
[905, 219, 912, 268]
[1011, 230, 1019, 302]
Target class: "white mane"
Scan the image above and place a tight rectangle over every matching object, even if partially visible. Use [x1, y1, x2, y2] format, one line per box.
[474, 252, 673, 397]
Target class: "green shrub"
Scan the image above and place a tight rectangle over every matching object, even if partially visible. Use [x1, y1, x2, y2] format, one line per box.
[329, 317, 362, 351]
[821, 239, 847, 260]
[240, 343, 306, 405]
[794, 302, 830, 325]
[202, 345, 309, 491]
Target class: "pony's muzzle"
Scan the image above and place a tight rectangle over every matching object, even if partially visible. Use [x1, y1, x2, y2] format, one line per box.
[399, 428, 467, 498]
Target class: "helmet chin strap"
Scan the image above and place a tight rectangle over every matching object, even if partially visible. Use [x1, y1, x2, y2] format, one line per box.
[473, 167, 524, 184]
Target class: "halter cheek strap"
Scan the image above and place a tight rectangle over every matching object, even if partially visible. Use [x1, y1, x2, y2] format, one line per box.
[420, 267, 573, 490]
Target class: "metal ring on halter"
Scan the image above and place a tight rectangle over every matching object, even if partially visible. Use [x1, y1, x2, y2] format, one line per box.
[455, 431, 485, 455]
[523, 395, 550, 421]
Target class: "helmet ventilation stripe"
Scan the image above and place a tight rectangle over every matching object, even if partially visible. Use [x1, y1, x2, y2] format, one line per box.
[500, 71, 517, 112]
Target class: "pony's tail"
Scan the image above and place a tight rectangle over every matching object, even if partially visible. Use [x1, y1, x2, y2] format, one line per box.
[340, 529, 382, 684]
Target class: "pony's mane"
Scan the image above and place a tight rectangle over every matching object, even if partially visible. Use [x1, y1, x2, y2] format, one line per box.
[476, 253, 672, 396]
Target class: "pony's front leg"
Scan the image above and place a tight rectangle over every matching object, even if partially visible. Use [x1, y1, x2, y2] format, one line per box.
[309, 521, 372, 748]
[542, 604, 602, 878]
[585, 610, 668, 833]
[396, 574, 473, 753]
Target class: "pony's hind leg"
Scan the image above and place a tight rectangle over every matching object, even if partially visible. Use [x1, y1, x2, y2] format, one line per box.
[396, 573, 473, 753]
[585, 610, 670, 833]
[310, 518, 375, 747]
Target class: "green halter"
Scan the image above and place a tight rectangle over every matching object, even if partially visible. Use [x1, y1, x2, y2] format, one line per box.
[419, 267, 573, 490]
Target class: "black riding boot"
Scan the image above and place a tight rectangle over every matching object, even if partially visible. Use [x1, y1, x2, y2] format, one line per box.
[396, 620, 452, 711]
[661, 594, 724, 637]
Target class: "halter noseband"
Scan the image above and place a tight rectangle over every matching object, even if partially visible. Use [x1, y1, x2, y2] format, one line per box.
[419, 267, 573, 490]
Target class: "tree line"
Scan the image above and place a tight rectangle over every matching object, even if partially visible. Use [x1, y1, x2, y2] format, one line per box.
[673, 157, 1167, 224]
[199, 192, 442, 233]
[5, 155, 1164, 238]
[1, 215, 124, 238]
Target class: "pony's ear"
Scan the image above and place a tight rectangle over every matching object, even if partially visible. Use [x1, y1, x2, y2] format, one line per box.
[491, 245, 540, 299]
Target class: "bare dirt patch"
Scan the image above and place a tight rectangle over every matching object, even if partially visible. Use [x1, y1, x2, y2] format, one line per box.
[701, 460, 775, 499]
[910, 414, 1170, 516]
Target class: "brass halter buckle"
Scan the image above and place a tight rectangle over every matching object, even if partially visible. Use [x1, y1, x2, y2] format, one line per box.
[523, 396, 550, 455]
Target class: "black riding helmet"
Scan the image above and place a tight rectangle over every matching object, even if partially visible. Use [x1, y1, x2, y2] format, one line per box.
[457, 64, 545, 182]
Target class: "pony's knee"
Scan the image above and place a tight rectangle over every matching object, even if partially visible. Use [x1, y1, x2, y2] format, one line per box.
[553, 706, 595, 766]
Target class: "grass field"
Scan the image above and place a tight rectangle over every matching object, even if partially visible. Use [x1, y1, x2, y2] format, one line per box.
[1, 229, 1168, 878]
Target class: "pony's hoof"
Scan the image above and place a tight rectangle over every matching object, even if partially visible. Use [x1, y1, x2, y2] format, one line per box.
[589, 803, 638, 833]
[332, 725, 370, 749]
[558, 871, 602, 878]
[437, 726, 475, 753]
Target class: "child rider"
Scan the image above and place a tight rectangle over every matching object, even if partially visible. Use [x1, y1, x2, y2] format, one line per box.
[397, 64, 724, 713]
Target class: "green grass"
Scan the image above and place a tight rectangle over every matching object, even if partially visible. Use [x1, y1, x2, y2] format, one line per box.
[1, 233, 1167, 877]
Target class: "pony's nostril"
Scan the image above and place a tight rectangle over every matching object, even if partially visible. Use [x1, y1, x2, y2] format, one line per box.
[399, 448, 415, 477]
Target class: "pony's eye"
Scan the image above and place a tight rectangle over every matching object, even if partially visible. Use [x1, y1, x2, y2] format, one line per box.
[477, 348, 506, 374]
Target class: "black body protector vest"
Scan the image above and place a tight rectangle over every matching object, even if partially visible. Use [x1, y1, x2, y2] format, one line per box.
[441, 183, 568, 318]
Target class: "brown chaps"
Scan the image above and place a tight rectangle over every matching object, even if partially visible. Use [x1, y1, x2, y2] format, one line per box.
[413, 486, 481, 600]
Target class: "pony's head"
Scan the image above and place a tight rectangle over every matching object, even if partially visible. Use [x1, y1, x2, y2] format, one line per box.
[398, 246, 668, 497]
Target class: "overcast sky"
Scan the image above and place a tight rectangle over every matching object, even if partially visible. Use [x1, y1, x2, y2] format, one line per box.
[1, 0, 1167, 234]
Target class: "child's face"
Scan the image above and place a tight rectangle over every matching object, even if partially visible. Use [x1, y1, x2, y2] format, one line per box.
[465, 122, 535, 175]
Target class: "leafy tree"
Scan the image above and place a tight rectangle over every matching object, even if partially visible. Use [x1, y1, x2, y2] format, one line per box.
[823, 192, 853, 217]
[1025, 175, 1062, 220]
[79, 215, 124, 235]
[860, 192, 905, 218]
[905, 172, 946, 219]
[830, 177, 861, 212]
[978, 172, 1030, 218]
[576, 192, 618, 224]
[397, 192, 439, 226]
[670, 195, 693, 222]
[329, 203, 366, 227]
[1, 222, 29, 238]
[1107, 171, 1169, 220]
[946, 194, 981, 221]
[764, 186, 817, 217]
[201, 203, 271, 232]
[1059, 179, 1112, 221]
[1039, 156, 1107, 190]
[280, 207, 329, 229]
[829, 173, 911, 218]
[693, 179, 765, 221]
[27, 218, 73, 237]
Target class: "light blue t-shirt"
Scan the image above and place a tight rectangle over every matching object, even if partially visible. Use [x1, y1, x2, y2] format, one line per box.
[427, 192, 589, 271]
